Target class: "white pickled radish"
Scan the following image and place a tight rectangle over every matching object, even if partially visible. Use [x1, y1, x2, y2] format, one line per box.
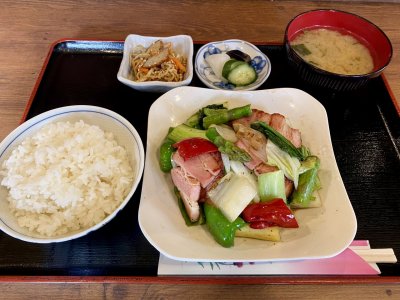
[205, 53, 230, 80]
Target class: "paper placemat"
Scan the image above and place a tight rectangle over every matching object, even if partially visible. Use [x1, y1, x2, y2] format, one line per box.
[158, 240, 380, 275]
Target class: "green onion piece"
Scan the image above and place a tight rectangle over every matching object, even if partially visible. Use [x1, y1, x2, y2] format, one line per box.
[251, 121, 305, 160]
[292, 44, 311, 56]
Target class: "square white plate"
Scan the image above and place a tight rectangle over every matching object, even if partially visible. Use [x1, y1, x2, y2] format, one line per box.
[117, 34, 193, 93]
[139, 86, 357, 262]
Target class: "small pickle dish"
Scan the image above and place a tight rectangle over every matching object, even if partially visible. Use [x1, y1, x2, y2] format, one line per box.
[195, 39, 271, 91]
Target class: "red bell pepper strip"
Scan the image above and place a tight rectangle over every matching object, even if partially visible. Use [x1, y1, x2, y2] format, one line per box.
[173, 138, 218, 161]
[242, 198, 299, 228]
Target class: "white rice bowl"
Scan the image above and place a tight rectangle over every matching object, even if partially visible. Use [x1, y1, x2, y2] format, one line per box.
[0, 105, 144, 243]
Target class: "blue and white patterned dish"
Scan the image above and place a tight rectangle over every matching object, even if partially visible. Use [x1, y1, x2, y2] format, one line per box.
[195, 40, 271, 91]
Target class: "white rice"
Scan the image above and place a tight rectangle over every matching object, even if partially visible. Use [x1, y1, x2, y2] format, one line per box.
[0, 120, 134, 237]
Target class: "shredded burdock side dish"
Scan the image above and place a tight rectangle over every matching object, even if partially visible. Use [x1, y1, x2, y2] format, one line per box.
[130, 40, 187, 82]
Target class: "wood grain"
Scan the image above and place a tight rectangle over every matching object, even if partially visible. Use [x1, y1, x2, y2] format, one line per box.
[0, 0, 399, 298]
[0, 282, 399, 300]
[0, 276, 399, 299]
[0, 0, 399, 141]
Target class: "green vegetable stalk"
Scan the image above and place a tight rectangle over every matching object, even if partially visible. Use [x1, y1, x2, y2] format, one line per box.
[202, 104, 252, 129]
[299, 155, 319, 174]
[184, 113, 203, 129]
[159, 127, 176, 172]
[174, 188, 205, 226]
[206, 127, 251, 162]
[251, 121, 306, 160]
[167, 124, 208, 143]
[290, 156, 320, 208]
[159, 138, 175, 172]
[203, 107, 227, 117]
[185, 104, 227, 129]
[204, 202, 245, 248]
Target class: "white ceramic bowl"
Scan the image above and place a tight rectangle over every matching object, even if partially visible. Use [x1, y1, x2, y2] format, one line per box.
[117, 34, 194, 93]
[0, 105, 144, 243]
[195, 39, 271, 91]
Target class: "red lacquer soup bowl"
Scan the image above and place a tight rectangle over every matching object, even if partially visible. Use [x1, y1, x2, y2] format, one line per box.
[284, 9, 392, 91]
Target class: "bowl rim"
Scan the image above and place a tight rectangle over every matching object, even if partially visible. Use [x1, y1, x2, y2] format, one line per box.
[284, 9, 393, 78]
[0, 105, 145, 243]
[194, 39, 272, 91]
[117, 34, 194, 88]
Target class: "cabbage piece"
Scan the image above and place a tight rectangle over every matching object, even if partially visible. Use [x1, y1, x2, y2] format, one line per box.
[258, 169, 286, 203]
[221, 153, 231, 173]
[266, 140, 300, 188]
[230, 160, 259, 202]
[209, 124, 238, 143]
[207, 172, 257, 222]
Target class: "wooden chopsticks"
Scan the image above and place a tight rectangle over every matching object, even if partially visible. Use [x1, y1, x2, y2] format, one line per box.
[351, 248, 397, 264]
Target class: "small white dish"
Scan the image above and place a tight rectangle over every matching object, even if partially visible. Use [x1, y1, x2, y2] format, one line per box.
[195, 39, 271, 91]
[0, 105, 145, 243]
[117, 34, 194, 93]
[139, 86, 357, 262]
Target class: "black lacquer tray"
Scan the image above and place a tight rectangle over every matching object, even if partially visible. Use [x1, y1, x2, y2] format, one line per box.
[0, 40, 399, 277]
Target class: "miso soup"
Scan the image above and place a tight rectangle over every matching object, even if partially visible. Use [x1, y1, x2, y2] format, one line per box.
[291, 28, 374, 75]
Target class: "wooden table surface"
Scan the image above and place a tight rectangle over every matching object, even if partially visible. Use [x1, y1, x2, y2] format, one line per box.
[0, 0, 399, 299]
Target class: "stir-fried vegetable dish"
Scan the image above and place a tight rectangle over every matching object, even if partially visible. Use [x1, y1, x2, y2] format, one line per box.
[159, 103, 321, 247]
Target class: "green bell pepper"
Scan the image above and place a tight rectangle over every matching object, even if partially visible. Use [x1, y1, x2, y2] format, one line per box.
[204, 202, 245, 248]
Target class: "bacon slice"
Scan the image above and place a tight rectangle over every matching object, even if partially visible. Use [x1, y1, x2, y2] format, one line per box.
[235, 139, 263, 170]
[254, 163, 278, 176]
[172, 151, 222, 188]
[284, 178, 294, 198]
[171, 167, 201, 222]
[269, 113, 302, 148]
[235, 123, 267, 151]
[230, 108, 300, 199]
[232, 109, 271, 130]
[231, 109, 272, 170]
[233, 123, 268, 170]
